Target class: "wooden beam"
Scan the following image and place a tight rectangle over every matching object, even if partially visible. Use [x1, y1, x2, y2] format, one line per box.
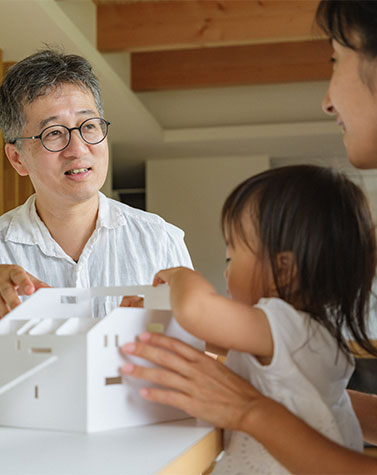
[97, 0, 322, 52]
[131, 39, 332, 91]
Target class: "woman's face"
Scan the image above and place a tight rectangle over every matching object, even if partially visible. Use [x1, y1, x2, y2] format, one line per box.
[322, 40, 377, 169]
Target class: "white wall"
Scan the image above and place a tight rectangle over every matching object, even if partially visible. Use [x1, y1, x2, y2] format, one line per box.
[147, 155, 269, 293]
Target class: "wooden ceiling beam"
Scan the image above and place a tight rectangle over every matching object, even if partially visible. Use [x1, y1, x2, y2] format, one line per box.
[131, 39, 332, 91]
[96, 0, 323, 52]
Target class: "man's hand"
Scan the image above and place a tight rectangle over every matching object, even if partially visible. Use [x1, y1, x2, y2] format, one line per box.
[0, 265, 49, 318]
[120, 295, 144, 308]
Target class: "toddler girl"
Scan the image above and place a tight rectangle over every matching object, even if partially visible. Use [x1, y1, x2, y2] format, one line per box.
[153, 165, 377, 474]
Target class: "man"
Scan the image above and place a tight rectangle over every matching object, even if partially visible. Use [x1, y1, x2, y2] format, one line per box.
[0, 48, 191, 317]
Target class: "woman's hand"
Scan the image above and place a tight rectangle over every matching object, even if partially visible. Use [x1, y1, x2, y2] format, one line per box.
[120, 332, 377, 474]
[121, 331, 263, 431]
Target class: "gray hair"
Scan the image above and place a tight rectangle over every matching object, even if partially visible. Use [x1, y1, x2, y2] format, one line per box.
[0, 48, 104, 144]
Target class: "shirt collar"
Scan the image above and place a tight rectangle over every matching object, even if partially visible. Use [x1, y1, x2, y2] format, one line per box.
[5, 192, 126, 253]
[5, 194, 64, 258]
[96, 192, 126, 229]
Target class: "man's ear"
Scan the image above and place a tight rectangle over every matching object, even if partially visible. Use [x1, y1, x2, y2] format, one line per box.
[5, 143, 29, 176]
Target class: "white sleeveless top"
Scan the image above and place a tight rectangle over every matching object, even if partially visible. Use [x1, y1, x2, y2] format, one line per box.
[212, 297, 362, 474]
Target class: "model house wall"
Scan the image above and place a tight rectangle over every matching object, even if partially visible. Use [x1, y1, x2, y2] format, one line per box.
[0, 286, 203, 433]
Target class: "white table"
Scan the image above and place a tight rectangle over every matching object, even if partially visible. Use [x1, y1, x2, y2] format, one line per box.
[0, 418, 221, 475]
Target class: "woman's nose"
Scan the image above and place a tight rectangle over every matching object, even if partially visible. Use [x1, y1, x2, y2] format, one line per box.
[322, 89, 336, 116]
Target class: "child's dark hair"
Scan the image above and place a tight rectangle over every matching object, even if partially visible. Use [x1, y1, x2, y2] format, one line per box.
[221, 165, 377, 357]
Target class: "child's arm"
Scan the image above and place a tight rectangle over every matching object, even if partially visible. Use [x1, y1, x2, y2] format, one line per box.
[153, 267, 273, 358]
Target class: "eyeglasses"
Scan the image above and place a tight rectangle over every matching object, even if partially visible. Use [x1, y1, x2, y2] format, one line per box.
[10, 117, 111, 152]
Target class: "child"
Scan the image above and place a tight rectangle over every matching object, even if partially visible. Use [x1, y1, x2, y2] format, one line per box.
[153, 165, 377, 474]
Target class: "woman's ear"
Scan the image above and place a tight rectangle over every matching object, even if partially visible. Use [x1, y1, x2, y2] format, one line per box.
[5, 144, 29, 176]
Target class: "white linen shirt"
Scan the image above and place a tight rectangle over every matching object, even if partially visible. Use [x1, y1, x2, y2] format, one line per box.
[0, 192, 192, 317]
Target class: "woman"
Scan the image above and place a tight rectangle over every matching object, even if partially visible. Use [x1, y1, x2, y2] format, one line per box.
[121, 2, 377, 472]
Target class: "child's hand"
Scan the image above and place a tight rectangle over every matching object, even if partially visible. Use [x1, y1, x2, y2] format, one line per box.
[152, 267, 190, 287]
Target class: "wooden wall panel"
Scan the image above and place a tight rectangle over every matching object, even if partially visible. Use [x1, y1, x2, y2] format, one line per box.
[18, 176, 35, 207]
[0, 57, 34, 215]
[132, 39, 332, 91]
[3, 155, 19, 213]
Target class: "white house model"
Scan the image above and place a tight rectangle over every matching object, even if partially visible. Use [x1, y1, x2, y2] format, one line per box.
[0, 285, 203, 433]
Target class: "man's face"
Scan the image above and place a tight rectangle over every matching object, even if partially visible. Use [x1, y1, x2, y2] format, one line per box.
[6, 83, 109, 208]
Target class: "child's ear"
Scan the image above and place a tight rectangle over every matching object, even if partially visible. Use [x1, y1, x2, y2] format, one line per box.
[275, 251, 297, 287]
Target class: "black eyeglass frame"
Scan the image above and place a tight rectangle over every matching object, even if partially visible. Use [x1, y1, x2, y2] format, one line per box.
[9, 117, 111, 152]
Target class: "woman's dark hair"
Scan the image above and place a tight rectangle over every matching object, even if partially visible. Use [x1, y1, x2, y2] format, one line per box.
[316, 0, 377, 59]
[221, 165, 377, 357]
